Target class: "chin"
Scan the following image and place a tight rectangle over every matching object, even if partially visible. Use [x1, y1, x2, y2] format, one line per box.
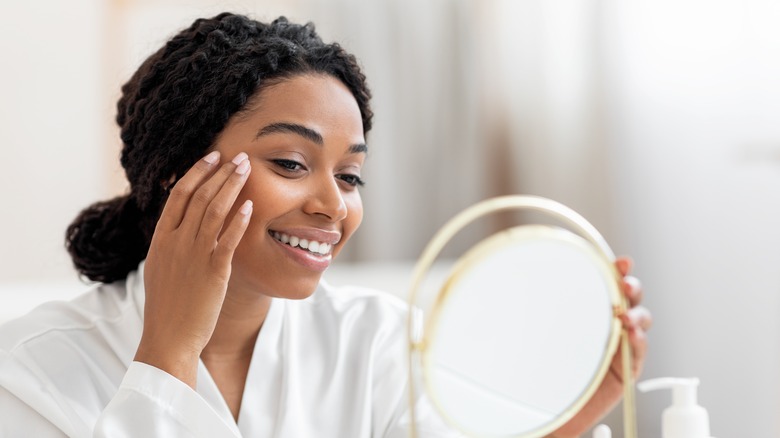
[264, 275, 323, 300]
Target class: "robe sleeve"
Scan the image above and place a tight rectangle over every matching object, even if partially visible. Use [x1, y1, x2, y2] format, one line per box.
[93, 361, 241, 438]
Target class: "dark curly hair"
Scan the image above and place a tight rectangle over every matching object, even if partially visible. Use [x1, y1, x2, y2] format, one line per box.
[65, 13, 373, 283]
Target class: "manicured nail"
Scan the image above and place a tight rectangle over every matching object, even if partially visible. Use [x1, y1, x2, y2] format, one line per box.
[203, 151, 220, 165]
[239, 200, 253, 215]
[232, 152, 248, 165]
[235, 159, 250, 175]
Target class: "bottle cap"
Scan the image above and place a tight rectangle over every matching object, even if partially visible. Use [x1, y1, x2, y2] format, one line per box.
[592, 424, 612, 438]
[638, 377, 699, 406]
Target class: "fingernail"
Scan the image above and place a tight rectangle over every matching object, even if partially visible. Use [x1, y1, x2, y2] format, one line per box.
[203, 151, 220, 165]
[235, 159, 250, 175]
[232, 152, 248, 165]
[239, 200, 253, 215]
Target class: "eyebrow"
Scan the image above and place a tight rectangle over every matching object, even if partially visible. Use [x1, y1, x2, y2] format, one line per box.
[255, 122, 367, 154]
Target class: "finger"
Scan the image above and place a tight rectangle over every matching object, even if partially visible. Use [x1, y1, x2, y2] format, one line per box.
[610, 332, 647, 382]
[628, 306, 653, 332]
[628, 308, 649, 373]
[157, 151, 221, 231]
[623, 275, 643, 308]
[615, 256, 633, 277]
[629, 327, 648, 377]
[196, 159, 251, 243]
[178, 152, 248, 236]
[212, 199, 252, 265]
[614, 315, 649, 379]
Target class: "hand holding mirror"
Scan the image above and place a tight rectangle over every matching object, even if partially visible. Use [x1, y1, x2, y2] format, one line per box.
[407, 195, 640, 438]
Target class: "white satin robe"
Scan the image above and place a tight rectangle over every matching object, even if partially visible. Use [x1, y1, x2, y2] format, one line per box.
[0, 263, 455, 437]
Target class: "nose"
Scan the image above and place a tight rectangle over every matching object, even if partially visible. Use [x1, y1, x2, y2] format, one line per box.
[304, 176, 348, 222]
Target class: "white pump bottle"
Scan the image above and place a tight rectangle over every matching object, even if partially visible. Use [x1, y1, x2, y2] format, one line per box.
[592, 424, 612, 438]
[637, 377, 714, 438]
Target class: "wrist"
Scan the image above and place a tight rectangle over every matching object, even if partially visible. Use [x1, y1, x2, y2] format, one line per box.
[134, 338, 201, 388]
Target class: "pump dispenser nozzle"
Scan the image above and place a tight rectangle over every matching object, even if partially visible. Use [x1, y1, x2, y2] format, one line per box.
[637, 377, 713, 438]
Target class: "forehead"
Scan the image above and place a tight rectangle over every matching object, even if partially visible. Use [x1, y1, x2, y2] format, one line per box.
[238, 74, 364, 140]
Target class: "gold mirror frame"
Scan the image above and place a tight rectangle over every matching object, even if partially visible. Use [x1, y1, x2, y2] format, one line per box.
[407, 195, 637, 438]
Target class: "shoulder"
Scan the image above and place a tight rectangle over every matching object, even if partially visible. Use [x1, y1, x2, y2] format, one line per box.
[0, 273, 144, 433]
[0, 271, 144, 395]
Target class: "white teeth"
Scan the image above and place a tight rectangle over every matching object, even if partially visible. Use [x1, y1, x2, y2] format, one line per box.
[272, 231, 331, 255]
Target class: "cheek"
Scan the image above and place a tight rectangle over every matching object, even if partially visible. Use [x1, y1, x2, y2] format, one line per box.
[235, 172, 299, 232]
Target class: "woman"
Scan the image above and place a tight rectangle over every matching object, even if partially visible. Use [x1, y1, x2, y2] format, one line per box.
[0, 12, 650, 437]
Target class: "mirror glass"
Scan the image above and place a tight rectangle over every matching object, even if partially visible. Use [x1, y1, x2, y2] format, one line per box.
[422, 225, 619, 437]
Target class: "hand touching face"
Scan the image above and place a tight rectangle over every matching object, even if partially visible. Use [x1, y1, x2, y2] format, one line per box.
[135, 73, 365, 386]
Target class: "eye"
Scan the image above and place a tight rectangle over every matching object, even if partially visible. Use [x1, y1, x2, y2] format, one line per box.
[337, 174, 365, 188]
[272, 159, 305, 172]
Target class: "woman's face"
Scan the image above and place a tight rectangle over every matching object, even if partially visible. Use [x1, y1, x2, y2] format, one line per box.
[212, 74, 366, 299]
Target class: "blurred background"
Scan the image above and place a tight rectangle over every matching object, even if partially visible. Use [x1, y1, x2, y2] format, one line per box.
[1, 0, 779, 436]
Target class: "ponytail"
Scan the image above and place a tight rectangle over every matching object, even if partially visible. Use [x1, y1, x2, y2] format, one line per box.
[65, 195, 150, 283]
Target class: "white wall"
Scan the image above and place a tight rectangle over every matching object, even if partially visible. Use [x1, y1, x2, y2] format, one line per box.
[0, 0, 105, 284]
[601, 1, 780, 436]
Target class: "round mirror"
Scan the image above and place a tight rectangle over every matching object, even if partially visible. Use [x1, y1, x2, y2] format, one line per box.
[408, 196, 634, 438]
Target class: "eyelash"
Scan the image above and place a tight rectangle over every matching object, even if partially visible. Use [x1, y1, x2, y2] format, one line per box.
[273, 159, 304, 172]
[338, 174, 366, 187]
[271, 159, 365, 188]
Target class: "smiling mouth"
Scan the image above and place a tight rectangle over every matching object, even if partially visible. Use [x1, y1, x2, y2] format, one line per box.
[269, 230, 332, 256]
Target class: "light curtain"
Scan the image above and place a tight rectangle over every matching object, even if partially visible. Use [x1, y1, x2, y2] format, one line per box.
[296, 0, 614, 261]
